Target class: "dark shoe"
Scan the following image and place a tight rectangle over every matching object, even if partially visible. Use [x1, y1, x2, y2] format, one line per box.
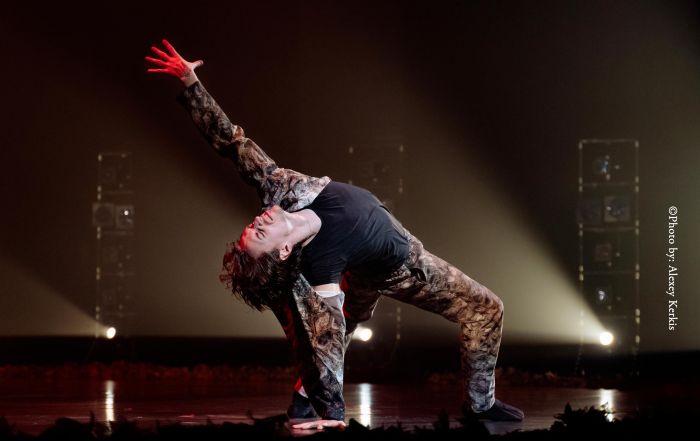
[286, 391, 321, 425]
[463, 399, 524, 422]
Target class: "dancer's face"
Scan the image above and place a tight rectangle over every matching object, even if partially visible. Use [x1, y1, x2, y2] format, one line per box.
[238, 205, 292, 260]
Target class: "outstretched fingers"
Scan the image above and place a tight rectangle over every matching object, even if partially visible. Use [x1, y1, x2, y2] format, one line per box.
[150, 45, 170, 60]
[145, 38, 202, 84]
[144, 56, 167, 67]
[161, 39, 181, 58]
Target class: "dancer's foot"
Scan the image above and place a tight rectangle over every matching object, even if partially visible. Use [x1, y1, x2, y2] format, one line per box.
[462, 399, 524, 422]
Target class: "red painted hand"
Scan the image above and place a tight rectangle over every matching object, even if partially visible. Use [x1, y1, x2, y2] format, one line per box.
[145, 38, 203, 86]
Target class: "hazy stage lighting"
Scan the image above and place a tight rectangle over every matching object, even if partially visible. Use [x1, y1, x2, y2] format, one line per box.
[354, 326, 373, 342]
[599, 331, 614, 346]
[105, 327, 117, 339]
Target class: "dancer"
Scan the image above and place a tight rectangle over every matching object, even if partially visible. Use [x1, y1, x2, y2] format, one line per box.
[145, 38, 524, 430]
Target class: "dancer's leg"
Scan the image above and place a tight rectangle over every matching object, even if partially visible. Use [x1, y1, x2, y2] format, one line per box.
[375, 233, 510, 415]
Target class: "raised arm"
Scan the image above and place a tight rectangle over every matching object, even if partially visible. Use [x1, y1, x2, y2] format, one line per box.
[175, 81, 278, 194]
[145, 39, 331, 211]
[145, 40, 275, 193]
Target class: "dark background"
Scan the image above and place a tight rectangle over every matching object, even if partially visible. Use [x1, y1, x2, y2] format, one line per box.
[1, 0, 698, 357]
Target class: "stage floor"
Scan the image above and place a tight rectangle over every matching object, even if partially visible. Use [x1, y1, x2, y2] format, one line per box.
[0, 378, 689, 436]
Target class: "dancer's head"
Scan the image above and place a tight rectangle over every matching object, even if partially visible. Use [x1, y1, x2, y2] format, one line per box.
[219, 205, 302, 311]
[238, 205, 295, 260]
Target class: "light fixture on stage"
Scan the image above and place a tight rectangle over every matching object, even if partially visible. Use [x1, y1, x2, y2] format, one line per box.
[92, 202, 116, 228]
[115, 205, 135, 230]
[105, 327, 117, 339]
[578, 198, 603, 226]
[98, 152, 133, 192]
[582, 141, 633, 183]
[595, 286, 611, 306]
[597, 288, 606, 303]
[603, 195, 631, 223]
[594, 242, 613, 265]
[599, 331, 614, 346]
[354, 326, 373, 342]
[583, 232, 635, 272]
[592, 155, 612, 180]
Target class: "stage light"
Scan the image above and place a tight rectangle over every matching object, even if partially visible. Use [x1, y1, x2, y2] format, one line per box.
[592, 155, 611, 179]
[105, 327, 117, 339]
[115, 205, 135, 229]
[356, 326, 373, 342]
[594, 286, 613, 306]
[599, 331, 614, 346]
[596, 288, 608, 303]
[603, 195, 631, 223]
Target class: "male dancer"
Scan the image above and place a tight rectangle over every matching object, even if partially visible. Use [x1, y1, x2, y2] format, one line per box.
[146, 39, 524, 430]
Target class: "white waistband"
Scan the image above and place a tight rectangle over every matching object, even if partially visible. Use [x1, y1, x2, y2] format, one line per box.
[315, 290, 344, 298]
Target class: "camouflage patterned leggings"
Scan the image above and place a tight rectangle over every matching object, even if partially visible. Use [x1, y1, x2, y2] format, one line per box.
[340, 229, 504, 412]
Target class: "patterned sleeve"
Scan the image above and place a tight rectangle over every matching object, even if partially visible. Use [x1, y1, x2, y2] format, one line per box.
[270, 277, 347, 421]
[176, 81, 331, 210]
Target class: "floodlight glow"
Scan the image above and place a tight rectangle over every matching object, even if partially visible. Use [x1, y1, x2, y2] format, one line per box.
[356, 327, 373, 342]
[599, 331, 614, 346]
[105, 327, 117, 339]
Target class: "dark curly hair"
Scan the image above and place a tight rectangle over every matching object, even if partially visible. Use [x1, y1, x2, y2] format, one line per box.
[219, 239, 304, 311]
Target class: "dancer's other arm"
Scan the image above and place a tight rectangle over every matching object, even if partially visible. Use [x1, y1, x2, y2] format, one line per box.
[146, 38, 329, 210]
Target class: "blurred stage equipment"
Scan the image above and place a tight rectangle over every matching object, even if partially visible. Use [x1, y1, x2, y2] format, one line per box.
[576, 139, 640, 373]
[92, 152, 135, 338]
[347, 127, 405, 363]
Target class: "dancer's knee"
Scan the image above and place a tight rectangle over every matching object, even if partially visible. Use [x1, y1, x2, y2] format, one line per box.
[491, 291, 504, 319]
[494, 292, 504, 313]
[456, 288, 503, 327]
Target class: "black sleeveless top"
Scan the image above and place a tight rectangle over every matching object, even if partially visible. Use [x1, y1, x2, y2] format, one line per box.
[299, 181, 409, 285]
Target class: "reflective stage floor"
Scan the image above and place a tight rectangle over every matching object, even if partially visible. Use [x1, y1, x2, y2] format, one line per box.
[1, 378, 694, 436]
